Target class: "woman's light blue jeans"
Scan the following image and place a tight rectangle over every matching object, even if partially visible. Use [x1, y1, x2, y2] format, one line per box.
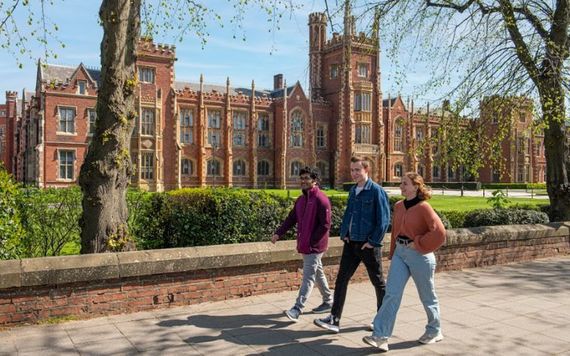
[372, 243, 440, 337]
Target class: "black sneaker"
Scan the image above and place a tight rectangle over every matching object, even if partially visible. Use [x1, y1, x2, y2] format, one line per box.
[314, 314, 340, 333]
[311, 302, 332, 314]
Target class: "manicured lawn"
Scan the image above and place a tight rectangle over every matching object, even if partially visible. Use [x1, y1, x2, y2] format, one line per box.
[428, 196, 547, 212]
[258, 189, 547, 212]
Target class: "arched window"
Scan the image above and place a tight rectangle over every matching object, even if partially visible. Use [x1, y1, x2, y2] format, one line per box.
[394, 163, 403, 178]
[181, 158, 194, 175]
[207, 159, 221, 176]
[290, 111, 304, 147]
[290, 160, 303, 176]
[316, 161, 329, 179]
[394, 120, 404, 152]
[257, 113, 271, 148]
[233, 159, 246, 176]
[258, 160, 270, 176]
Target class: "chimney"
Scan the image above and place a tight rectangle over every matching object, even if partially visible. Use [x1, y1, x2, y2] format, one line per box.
[274, 74, 283, 90]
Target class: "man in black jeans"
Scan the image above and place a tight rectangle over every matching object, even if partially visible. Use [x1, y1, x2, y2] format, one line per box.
[314, 156, 390, 333]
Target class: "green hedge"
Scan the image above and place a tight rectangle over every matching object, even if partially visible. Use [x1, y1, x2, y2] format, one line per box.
[1, 182, 553, 257]
[463, 208, 549, 227]
[482, 183, 547, 190]
[0, 168, 25, 259]
[135, 189, 294, 249]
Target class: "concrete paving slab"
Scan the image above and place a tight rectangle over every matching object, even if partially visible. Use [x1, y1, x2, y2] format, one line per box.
[0, 255, 568, 355]
[73, 337, 138, 355]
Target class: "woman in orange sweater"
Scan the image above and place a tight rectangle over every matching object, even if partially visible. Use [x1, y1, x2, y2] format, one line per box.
[363, 172, 446, 352]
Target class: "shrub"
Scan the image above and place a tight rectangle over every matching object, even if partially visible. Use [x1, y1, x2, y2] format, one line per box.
[17, 187, 82, 258]
[487, 189, 510, 209]
[438, 210, 467, 229]
[482, 183, 546, 190]
[0, 168, 24, 259]
[136, 188, 294, 249]
[463, 208, 549, 228]
[434, 210, 452, 230]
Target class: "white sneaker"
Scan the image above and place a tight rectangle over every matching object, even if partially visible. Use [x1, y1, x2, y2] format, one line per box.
[368, 322, 374, 331]
[362, 335, 389, 352]
[418, 331, 444, 344]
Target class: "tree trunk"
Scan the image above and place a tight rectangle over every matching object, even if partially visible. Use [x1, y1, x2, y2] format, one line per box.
[78, 0, 141, 253]
[540, 84, 570, 221]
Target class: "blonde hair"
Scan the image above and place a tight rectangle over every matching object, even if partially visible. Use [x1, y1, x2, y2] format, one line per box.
[405, 172, 431, 200]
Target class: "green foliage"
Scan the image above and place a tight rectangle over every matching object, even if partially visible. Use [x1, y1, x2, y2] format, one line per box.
[0, 168, 25, 259]
[482, 183, 546, 190]
[328, 195, 348, 237]
[438, 210, 468, 229]
[434, 210, 452, 230]
[126, 188, 156, 244]
[487, 190, 510, 209]
[135, 188, 294, 249]
[463, 209, 549, 228]
[17, 187, 82, 258]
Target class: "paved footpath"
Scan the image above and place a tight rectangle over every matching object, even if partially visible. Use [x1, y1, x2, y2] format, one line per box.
[1, 256, 569, 355]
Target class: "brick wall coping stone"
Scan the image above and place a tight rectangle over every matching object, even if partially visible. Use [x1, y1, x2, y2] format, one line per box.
[1, 222, 568, 290]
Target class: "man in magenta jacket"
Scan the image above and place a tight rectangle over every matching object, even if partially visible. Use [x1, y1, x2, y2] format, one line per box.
[271, 167, 333, 322]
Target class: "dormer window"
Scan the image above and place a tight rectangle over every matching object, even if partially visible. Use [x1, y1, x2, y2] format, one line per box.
[77, 80, 87, 95]
[138, 67, 155, 84]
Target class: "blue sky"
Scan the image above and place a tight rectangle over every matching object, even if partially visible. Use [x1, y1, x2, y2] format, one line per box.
[0, 0, 439, 105]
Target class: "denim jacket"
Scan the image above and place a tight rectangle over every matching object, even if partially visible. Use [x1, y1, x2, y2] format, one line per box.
[339, 178, 390, 247]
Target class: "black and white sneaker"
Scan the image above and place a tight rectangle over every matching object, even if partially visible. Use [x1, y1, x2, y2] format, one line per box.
[314, 314, 340, 333]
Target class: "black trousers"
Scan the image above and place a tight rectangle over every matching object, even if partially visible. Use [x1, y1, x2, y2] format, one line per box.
[331, 240, 386, 319]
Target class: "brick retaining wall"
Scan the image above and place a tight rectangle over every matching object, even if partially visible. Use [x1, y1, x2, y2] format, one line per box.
[0, 223, 569, 327]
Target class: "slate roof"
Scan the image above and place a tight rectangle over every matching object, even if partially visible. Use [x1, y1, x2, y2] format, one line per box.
[40, 63, 101, 86]
[173, 81, 295, 99]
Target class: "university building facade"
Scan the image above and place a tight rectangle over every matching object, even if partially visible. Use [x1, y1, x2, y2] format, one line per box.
[1, 7, 547, 190]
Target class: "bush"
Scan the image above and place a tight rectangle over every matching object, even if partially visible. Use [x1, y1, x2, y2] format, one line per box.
[0, 168, 24, 259]
[434, 210, 452, 230]
[463, 208, 549, 228]
[136, 188, 294, 249]
[439, 210, 468, 229]
[17, 187, 82, 258]
[482, 183, 546, 190]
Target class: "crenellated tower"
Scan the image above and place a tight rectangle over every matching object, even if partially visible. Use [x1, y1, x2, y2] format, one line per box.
[309, 0, 382, 187]
[309, 12, 327, 100]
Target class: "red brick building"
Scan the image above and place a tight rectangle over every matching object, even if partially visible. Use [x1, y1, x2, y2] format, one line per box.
[0, 91, 20, 174]
[8, 7, 547, 190]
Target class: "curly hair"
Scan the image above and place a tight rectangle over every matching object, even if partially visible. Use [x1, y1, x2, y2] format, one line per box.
[405, 172, 432, 200]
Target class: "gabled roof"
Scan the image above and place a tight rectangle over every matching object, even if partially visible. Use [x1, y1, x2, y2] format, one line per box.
[39, 63, 101, 87]
[382, 98, 398, 107]
[269, 85, 295, 99]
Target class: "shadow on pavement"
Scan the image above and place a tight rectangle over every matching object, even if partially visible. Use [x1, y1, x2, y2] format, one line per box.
[157, 312, 374, 354]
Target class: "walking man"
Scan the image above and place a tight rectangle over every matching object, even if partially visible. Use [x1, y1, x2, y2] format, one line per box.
[271, 167, 333, 322]
[314, 156, 390, 333]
